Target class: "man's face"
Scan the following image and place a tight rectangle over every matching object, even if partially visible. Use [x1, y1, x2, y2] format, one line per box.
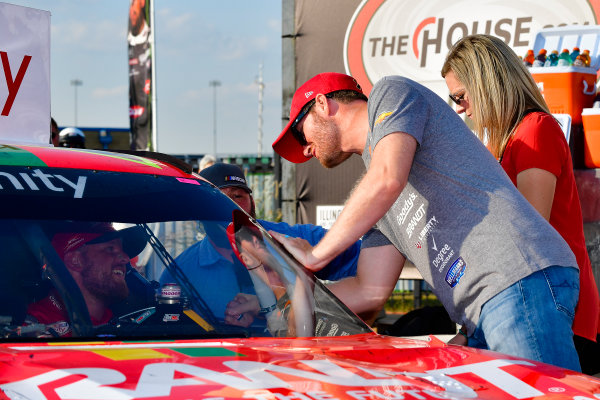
[238, 235, 284, 288]
[79, 238, 130, 304]
[129, 0, 145, 34]
[297, 110, 352, 168]
[221, 187, 253, 215]
[51, 127, 59, 147]
[238, 235, 263, 269]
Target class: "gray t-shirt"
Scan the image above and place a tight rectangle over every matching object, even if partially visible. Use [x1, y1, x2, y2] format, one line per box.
[362, 76, 577, 334]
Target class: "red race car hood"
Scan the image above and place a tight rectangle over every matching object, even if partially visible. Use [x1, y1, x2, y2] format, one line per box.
[0, 333, 599, 399]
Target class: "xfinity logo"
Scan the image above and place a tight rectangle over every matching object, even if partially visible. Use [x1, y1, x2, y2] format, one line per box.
[0, 169, 87, 198]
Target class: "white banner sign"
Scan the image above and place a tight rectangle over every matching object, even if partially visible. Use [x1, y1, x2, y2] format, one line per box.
[344, 0, 597, 97]
[316, 205, 345, 229]
[0, 2, 50, 145]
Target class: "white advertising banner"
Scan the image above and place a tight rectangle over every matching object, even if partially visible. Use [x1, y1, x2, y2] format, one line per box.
[343, 0, 598, 98]
[316, 205, 345, 229]
[0, 2, 50, 145]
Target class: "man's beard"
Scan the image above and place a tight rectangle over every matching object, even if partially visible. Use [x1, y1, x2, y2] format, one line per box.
[81, 263, 129, 305]
[312, 114, 352, 168]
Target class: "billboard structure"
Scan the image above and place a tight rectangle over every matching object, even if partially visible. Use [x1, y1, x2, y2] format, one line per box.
[0, 3, 50, 146]
[281, 0, 600, 226]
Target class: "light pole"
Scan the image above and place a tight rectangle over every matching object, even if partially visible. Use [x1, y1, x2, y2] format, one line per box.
[209, 80, 221, 157]
[256, 64, 264, 157]
[70, 79, 83, 126]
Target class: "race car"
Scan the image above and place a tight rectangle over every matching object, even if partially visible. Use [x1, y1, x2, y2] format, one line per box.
[0, 143, 599, 399]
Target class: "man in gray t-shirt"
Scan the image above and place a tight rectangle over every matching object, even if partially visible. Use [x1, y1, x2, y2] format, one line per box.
[271, 72, 581, 372]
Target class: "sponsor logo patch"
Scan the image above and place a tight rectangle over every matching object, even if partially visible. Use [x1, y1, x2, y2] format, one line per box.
[445, 257, 466, 288]
[374, 111, 393, 126]
[163, 313, 180, 322]
[48, 321, 71, 336]
[397, 192, 417, 226]
[129, 105, 145, 118]
[225, 175, 246, 184]
[135, 309, 155, 324]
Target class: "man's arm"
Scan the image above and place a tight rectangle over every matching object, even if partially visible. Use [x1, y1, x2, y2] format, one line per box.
[273, 132, 417, 271]
[260, 219, 361, 281]
[327, 244, 405, 314]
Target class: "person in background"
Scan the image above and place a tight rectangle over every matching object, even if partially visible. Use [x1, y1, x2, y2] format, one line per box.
[159, 160, 361, 325]
[227, 213, 302, 336]
[50, 117, 60, 147]
[271, 71, 581, 371]
[198, 154, 217, 172]
[159, 218, 257, 326]
[441, 34, 600, 374]
[26, 223, 146, 337]
[198, 163, 362, 283]
[59, 127, 86, 148]
[192, 162, 398, 324]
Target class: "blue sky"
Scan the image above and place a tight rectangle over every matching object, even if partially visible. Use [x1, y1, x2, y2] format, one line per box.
[8, 0, 282, 155]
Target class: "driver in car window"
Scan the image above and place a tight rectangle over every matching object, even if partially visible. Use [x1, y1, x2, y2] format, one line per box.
[25, 223, 146, 337]
[226, 213, 319, 337]
[227, 222, 299, 336]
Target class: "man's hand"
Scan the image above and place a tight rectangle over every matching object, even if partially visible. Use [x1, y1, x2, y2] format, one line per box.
[224, 293, 259, 327]
[447, 333, 468, 346]
[269, 231, 329, 271]
[447, 327, 468, 346]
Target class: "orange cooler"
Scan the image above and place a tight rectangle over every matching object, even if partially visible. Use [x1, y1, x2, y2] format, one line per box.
[530, 66, 597, 124]
[582, 107, 600, 168]
[529, 25, 600, 125]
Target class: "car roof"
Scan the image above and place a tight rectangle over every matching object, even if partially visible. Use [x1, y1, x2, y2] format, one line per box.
[0, 144, 233, 222]
[1, 144, 195, 177]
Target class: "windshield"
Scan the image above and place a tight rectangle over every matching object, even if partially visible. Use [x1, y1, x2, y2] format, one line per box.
[0, 166, 370, 341]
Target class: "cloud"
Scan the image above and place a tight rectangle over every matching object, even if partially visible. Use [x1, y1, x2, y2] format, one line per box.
[267, 18, 280, 31]
[159, 9, 194, 32]
[156, 7, 275, 62]
[264, 79, 282, 100]
[182, 89, 202, 100]
[52, 19, 126, 52]
[92, 85, 127, 98]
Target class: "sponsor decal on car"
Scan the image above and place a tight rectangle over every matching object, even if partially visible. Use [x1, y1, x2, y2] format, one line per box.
[135, 309, 155, 324]
[162, 313, 180, 322]
[1, 354, 589, 400]
[0, 168, 87, 198]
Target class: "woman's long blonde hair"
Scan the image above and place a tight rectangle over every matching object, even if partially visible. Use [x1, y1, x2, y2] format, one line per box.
[441, 34, 550, 159]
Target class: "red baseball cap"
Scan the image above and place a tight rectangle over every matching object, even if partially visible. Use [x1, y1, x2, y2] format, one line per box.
[226, 210, 262, 269]
[51, 222, 147, 260]
[272, 72, 363, 163]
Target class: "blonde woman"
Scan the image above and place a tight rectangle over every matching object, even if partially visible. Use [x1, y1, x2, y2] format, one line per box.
[442, 34, 600, 374]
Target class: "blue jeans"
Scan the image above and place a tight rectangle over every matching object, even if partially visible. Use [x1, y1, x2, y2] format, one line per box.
[468, 266, 581, 372]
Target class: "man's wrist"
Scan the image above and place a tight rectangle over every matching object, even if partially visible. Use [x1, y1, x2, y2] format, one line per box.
[312, 244, 335, 270]
[259, 304, 277, 314]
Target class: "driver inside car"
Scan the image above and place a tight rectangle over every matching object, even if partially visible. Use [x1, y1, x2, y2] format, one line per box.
[226, 212, 316, 337]
[25, 222, 147, 337]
